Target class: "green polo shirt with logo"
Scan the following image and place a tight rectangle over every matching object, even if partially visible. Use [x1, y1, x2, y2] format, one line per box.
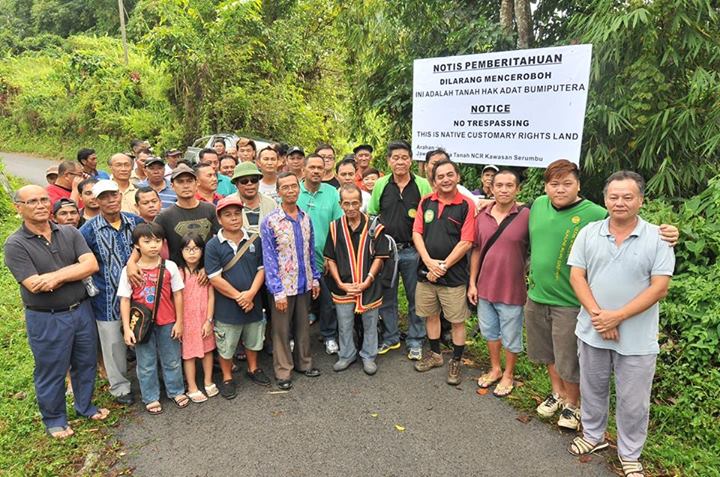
[527, 195, 607, 307]
[297, 182, 344, 270]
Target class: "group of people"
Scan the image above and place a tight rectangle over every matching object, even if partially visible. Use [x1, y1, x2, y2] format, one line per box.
[6, 138, 678, 477]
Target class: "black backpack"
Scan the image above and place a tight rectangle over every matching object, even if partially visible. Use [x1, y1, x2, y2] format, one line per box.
[368, 216, 399, 288]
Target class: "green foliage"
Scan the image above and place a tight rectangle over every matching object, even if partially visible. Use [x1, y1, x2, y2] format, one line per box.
[571, 0, 720, 198]
[0, 35, 178, 161]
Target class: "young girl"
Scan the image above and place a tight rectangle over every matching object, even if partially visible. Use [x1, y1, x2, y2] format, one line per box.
[179, 233, 219, 403]
[118, 222, 189, 414]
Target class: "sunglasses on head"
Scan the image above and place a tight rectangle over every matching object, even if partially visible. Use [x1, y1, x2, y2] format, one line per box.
[237, 176, 260, 185]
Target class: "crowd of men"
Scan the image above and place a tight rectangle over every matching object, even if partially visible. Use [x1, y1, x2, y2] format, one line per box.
[5, 138, 678, 477]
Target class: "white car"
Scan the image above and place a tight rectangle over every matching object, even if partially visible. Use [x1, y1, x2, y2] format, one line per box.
[183, 133, 273, 163]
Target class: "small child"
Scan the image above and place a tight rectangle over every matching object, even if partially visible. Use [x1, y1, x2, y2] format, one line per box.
[118, 222, 188, 414]
[179, 233, 218, 403]
[361, 168, 380, 213]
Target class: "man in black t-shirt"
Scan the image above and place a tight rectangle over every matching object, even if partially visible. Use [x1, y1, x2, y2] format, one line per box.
[154, 164, 220, 263]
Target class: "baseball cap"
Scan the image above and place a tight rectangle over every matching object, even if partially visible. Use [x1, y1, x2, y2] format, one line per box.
[287, 146, 305, 156]
[353, 144, 373, 154]
[170, 163, 196, 182]
[482, 164, 500, 173]
[91, 179, 120, 198]
[216, 196, 244, 214]
[164, 148, 182, 157]
[231, 162, 262, 183]
[45, 166, 59, 177]
[144, 156, 165, 167]
[52, 198, 78, 215]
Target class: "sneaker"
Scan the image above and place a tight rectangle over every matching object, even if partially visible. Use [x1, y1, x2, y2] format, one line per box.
[325, 339, 339, 355]
[362, 360, 377, 375]
[377, 342, 401, 355]
[536, 393, 563, 417]
[246, 368, 271, 387]
[558, 405, 581, 431]
[447, 358, 462, 385]
[333, 358, 356, 372]
[407, 347, 422, 361]
[219, 379, 237, 400]
[414, 351, 443, 372]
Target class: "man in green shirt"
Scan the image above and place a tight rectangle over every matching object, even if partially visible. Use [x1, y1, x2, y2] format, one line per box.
[297, 153, 344, 355]
[527, 159, 678, 431]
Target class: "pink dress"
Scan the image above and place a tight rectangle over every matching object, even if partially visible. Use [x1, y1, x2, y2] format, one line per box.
[181, 271, 216, 359]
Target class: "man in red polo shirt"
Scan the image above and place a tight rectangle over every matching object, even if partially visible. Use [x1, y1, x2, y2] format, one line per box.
[467, 169, 529, 398]
[412, 159, 475, 385]
[47, 161, 83, 208]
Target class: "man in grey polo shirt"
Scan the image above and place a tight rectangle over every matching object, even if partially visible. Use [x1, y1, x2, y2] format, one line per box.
[5, 185, 109, 438]
[566, 171, 674, 477]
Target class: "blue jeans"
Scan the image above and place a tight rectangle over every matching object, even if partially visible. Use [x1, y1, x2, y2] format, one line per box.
[135, 323, 185, 404]
[25, 300, 99, 430]
[336, 303, 379, 362]
[477, 299, 524, 353]
[379, 246, 425, 349]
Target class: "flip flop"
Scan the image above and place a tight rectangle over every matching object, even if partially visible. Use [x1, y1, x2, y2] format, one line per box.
[493, 382, 515, 397]
[204, 383, 219, 398]
[90, 408, 110, 421]
[173, 394, 190, 408]
[145, 401, 163, 415]
[477, 372, 501, 389]
[187, 390, 208, 403]
[46, 426, 74, 439]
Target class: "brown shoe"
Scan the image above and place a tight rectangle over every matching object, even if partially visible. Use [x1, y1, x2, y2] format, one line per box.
[447, 358, 462, 385]
[414, 351, 443, 372]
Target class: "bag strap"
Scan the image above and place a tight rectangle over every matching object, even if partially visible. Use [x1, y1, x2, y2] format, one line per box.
[477, 205, 528, 269]
[151, 260, 166, 322]
[222, 234, 258, 273]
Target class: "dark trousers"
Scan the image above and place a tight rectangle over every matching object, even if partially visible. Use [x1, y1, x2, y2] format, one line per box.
[312, 275, 337, 341]
[25, 300, 99, 430]
[270, 293, 312, 380]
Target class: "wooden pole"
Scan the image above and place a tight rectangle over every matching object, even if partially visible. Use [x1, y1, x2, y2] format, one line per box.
[118, 0, 129, 65]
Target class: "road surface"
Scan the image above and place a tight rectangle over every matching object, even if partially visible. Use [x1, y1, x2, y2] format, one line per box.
[0, 151, 58, 186]
[113, 333, 614, 477]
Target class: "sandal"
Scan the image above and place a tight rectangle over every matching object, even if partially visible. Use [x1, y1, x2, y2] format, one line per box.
[204, 383, 219, 398]
[493, 382, 515, 397]
[173, 394, 190, 408]
[477, 372, 501, 389]
[187, 390, 207, 403]
[619, 457, 645, 477]
[90, 408, 110, 421]
[568, 436, 609, 456]
[47, 425, 74, 439]
[145, 401, 163, 415]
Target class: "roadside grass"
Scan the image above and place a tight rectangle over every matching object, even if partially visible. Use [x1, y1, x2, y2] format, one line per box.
[0, 175, 126, 476]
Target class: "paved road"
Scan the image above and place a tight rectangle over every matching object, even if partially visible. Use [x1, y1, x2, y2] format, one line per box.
[0, 151, 58, 186]
[114, 330, 614, 477]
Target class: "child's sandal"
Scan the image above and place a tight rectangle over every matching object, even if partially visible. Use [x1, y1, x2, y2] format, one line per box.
[145, 401, 163, 415]
[204, 383, 219, 398]
[173, 394, 190, 408]
[187, 390, 207, 403]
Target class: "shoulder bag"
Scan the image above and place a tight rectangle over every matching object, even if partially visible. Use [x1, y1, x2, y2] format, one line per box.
[129, 260, 166, 344]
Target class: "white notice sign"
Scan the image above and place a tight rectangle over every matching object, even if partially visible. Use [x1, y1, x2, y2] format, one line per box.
[412, 45, 592, 168]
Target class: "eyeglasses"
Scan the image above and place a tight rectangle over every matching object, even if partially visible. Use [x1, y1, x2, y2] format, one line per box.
[319, 155, 335, 161]
[183, 246, 202, 253]
[15, 197, 51, 207]
[341, 201, 362, 208]
[237, 176, 260, 185]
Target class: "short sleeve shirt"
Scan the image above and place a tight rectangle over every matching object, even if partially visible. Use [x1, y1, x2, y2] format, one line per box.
[568, 218, 675, 355]
[4, 223, 90, 308]
[155, 202, 220, 264]
[117, 260, 184, 325]
[473, 204, 530, 306]
[204, 230, 264, 325]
